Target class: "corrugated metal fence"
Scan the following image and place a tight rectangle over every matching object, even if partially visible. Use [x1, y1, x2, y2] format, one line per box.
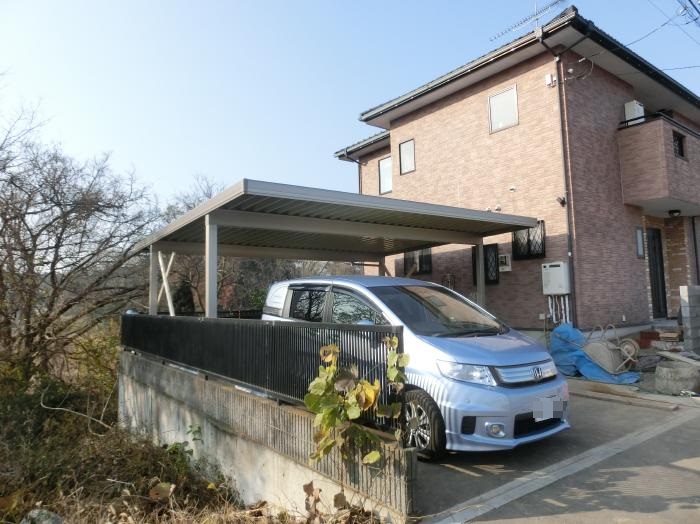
[121, 314, 403, 408]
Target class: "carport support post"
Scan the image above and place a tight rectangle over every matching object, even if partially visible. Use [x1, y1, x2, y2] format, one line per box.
[205, 214, 218, 318]
[475, 242, 486, 306]
[148, 245, 158, 315]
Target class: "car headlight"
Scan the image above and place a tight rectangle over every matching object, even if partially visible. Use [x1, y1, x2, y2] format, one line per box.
[436, 361, 497, 386]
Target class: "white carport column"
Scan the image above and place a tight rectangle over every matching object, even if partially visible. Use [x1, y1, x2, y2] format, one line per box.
[204, 213, 218, 318]
[148, 245, 159, 315]
[475, 242, 486, 307]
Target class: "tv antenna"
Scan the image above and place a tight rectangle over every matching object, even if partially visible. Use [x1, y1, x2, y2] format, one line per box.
[675, 0, 700, 29]
[490, 0, 567, 41]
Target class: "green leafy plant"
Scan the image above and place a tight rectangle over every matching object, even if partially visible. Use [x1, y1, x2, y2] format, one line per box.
[303, 335, 408, 464]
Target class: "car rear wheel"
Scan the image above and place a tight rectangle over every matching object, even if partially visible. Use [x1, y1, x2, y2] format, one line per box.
[404, 389, 446, 459]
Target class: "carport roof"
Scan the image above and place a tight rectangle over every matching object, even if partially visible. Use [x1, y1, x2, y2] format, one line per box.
[137, 178, 537, 260]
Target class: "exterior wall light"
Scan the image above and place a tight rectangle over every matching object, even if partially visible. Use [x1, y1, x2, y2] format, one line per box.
[668, 209, 681, 217]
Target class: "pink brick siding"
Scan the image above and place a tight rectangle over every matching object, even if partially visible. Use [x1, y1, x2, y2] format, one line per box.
[618, 118, 700, 206]
[561, 55, 649, 328]
[351, 50, 699, 329]
[359, 53, 568, 328]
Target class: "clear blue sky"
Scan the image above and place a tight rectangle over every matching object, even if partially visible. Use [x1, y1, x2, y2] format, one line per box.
[1, 0, 699, 202]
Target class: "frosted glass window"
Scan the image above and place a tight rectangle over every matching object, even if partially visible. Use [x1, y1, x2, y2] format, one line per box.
[379, 156, 392, 194]
[489, 86, 518, 132]
[399, 139, 415, 174]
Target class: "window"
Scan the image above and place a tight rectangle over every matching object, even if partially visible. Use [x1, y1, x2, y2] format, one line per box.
[488, 86, 518, 133]
[404, 248, 432, 275]
[289, 288, 327, 322]
[472, 244, 500, 285]
[673, 131, 686, 158]
[371, 285, 506, 337]
[512, 220, 546, 260]
[331, 289, 386, 325]
[636, 227, 645, 258]
[399, 139, 415, 174]
[379, 156, 392, 194]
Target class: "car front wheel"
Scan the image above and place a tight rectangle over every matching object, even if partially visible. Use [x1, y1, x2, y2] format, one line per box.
[404, 389, 446, 459]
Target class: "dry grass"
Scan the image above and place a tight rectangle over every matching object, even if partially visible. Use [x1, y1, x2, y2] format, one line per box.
[0, 377, 273, 523]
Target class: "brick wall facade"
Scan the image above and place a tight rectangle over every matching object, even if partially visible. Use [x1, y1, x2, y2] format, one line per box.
[561, 53, 650, 328]
[358, 53, 568, 328]
[352, 50, 699, 329]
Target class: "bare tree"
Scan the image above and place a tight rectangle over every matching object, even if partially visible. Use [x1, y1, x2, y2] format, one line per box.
[164, 176, 301, 313]
[0, 134, 157, 381]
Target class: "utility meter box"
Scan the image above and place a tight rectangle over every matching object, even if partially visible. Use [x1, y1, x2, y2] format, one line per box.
[542, 262, 570, 295]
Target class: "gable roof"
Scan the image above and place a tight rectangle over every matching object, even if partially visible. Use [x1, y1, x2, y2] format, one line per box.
[334, 130, 390, 162]
[350, 5, 700, 132]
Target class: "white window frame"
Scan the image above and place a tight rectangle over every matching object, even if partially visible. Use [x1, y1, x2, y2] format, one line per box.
[488, 85, 519, 133]
[399, 139, 415, 175]
[378, 156, 392, 194]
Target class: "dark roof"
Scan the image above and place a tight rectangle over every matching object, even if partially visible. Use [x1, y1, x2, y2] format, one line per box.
[334, 130, 390, 162]
[342, 5, 699, 134]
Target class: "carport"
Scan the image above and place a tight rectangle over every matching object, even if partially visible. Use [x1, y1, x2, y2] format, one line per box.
[135, 178, 538, 317]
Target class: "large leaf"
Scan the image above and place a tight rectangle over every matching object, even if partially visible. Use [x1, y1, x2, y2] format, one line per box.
[309, 377, 328, 395]
[304, 393, 322, 412]
[383, 335, 399, 350]
[346, 403, 361, 420]
[387, 350, 398, 368]
[320, 344, 340, 364]
[398, 353, 410, 368]
[362, 450, 381, 464]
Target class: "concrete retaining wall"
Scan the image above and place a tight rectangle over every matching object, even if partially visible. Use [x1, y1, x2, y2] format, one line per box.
[680, 286, 700, 352]
[118, 352, 416, 521]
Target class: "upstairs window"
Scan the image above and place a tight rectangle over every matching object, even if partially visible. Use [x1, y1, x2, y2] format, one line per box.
[404, 248, 432, 275]
[399, 139, 415, 174]
[489, 86, 518, 133]
[512, 220, 546, 260]
[673, 131, 686, 158]
[379, 156, 392, 194]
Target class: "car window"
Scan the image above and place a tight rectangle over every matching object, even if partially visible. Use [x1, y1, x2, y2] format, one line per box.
[289, 289, 327, 322]
[371, 285, 506, 337]
[331, 289, 386, 325]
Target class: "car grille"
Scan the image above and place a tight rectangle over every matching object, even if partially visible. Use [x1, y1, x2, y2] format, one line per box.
[513, 412, 562, 438]
[494, 360, 557, 387]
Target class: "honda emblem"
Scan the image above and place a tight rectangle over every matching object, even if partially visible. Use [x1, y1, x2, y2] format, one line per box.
[532, 366, 544, 381]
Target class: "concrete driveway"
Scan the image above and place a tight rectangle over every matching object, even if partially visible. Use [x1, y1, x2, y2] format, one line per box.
[414, 391, 700, 523]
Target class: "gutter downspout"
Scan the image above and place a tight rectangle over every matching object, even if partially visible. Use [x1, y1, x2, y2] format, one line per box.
[555, 55, 579, 327]
[693, 216, 700, 284]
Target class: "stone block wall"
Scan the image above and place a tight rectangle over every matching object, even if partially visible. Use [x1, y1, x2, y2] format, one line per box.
[680, 286, 700, 353]
[119, 352, 416, 521]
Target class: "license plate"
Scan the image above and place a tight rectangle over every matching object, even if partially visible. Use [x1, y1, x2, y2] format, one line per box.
[532, 396, 562, 422]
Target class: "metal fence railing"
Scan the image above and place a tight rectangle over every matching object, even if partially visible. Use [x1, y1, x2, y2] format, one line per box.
[120, 314, 404, 412]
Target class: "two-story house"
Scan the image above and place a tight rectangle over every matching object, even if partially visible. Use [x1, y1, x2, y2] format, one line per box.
[335, 6, 700, 330]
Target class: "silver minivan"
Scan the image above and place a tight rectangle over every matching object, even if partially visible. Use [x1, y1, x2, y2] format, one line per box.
[262, 275, 569, 457]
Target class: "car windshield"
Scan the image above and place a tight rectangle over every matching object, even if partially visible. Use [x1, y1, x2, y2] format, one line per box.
[371, 285, 507, 337]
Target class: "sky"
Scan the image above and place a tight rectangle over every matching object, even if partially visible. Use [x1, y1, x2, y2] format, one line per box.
[1, 0, 699, 204]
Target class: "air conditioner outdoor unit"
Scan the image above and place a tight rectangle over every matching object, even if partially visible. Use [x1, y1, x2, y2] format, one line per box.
[498, 254, 512, 272]
[624, 100, 644, 124]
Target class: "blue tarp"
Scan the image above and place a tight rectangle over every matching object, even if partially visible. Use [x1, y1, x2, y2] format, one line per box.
[550, 323, 640, 384]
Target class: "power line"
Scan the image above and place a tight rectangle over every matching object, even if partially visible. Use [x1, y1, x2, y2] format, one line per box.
[583, 10, 681, 62]
[675, 0, 700, 28]
[647, 0, 700, 46]
[615, 64, 700, 75]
